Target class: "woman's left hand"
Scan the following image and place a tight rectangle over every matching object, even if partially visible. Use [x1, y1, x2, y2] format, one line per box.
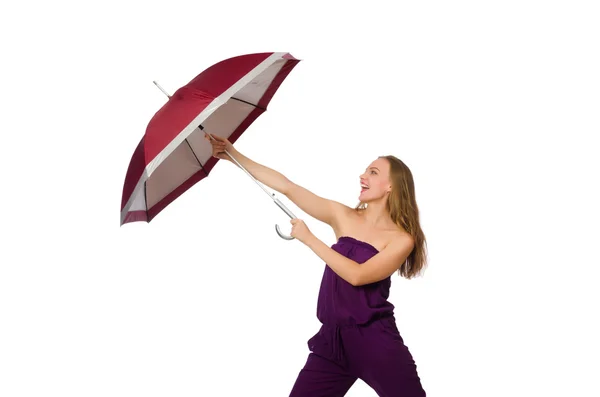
[290, 218, 314, 244]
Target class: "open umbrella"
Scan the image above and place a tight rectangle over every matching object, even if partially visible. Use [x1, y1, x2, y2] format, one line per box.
[120, 52, 301, 239]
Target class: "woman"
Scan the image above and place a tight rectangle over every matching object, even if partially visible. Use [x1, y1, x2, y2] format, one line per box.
[206, 133, 427, 397]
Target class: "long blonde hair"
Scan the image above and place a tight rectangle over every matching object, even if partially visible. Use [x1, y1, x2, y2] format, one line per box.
[355, 155, 427, 279]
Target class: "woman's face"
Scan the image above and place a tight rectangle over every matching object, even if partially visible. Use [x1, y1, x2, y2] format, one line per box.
[358, 158, 391, 202]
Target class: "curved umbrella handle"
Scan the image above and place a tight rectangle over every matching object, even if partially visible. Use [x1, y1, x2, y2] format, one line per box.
[273, 196, 296, 240]
[275, 224, 295, 240]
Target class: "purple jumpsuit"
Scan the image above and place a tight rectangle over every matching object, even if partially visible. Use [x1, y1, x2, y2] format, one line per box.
[289, 236, 426, 397]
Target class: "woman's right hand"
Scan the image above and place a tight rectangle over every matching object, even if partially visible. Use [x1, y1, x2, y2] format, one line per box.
[204, 132, 235, 162]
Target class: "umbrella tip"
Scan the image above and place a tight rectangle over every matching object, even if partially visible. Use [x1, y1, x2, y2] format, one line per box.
[153, 80, 171, 98]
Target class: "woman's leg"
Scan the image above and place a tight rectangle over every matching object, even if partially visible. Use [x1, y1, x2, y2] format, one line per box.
[361, 354, 426, 397]
[289, 352, 357, 397]
[346, 319, 426, 397]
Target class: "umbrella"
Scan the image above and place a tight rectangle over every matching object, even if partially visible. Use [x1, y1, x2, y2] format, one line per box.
[120, 52, 301, 239]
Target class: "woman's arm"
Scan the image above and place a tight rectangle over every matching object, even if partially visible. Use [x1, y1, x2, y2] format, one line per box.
[225, 146, 293, 195]
[303, 232, 414, 286]
[207, 133, 349, 227]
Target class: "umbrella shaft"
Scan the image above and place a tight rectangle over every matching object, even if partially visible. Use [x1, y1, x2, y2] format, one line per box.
[225, 148, 275, 197]
[221, 146, 297, 220]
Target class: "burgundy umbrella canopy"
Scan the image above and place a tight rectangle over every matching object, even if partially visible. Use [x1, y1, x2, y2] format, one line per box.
[120, 52, 301, 239]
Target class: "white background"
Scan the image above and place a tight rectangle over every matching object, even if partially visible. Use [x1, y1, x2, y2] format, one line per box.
[1, 1, 599, 396]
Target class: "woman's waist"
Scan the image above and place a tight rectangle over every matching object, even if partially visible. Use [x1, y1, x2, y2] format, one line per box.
[317, 310, 395, 327]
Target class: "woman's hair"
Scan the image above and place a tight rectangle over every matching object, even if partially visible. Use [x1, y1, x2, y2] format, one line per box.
[355, 155, 427, 279]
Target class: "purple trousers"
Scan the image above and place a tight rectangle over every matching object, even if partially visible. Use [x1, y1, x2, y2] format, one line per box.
[289, 317, 426, 397]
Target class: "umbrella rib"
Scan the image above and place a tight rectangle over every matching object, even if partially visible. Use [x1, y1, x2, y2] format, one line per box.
[185, 138, 209, 176]
[185, 138, 208, 176]
[231, 97, 266, 111]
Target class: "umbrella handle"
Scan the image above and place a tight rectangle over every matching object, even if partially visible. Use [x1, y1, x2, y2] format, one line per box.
[275, 224, 295, 240]
[273, 197, 296, 240]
